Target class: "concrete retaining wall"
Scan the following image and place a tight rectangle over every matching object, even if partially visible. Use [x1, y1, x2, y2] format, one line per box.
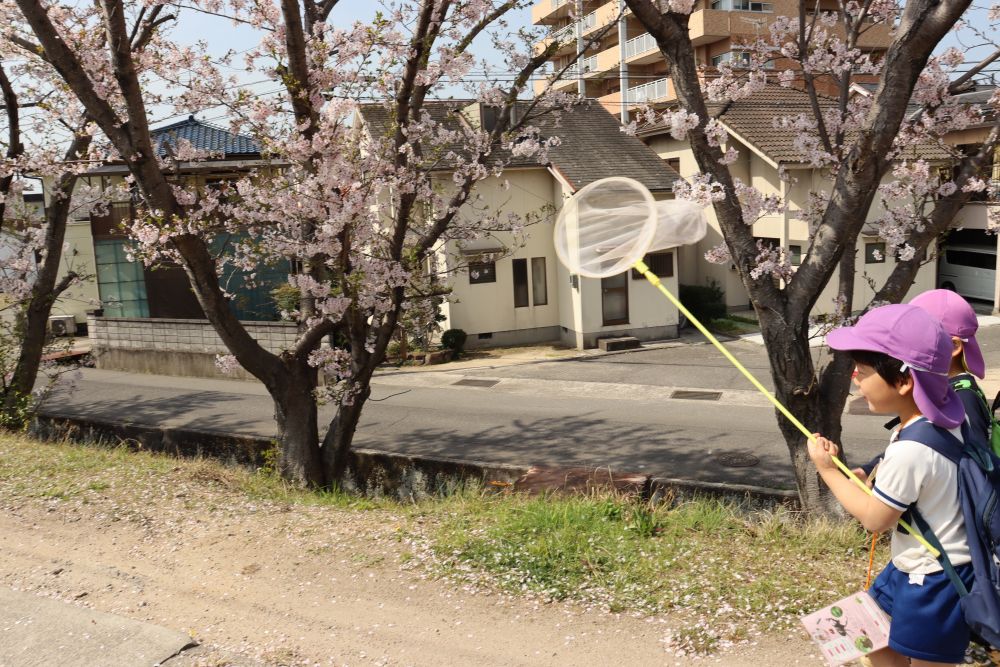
[88, 316, 298, 380]
[31, 412, 798, 506]
[30, 414, 529, 501]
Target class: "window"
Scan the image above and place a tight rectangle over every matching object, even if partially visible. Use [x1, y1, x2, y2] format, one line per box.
[711, 51, 774, 69]
[95, 239, 150, 318]
[754, 236, 780, 249]
[469, 260, 496, 284]
[789, 245, 802, 266]
[513, 258, 529, 307]
[665, 158, 681, 177]
[480, 105, 521, 133]
[531, 257, 548, 306]
[632, 251, 674, 279]
[865, 242, 886, 264]
[711, 0, 772, 10]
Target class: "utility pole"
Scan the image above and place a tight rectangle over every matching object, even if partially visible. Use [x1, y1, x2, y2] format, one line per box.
[617, 0, 629, 122]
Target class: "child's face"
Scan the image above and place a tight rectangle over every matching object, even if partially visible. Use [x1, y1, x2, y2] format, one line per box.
[853, 362, 909, 415]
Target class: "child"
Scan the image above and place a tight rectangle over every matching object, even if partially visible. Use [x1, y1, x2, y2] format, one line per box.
[911, 289, 991, 444]
[856, 289, 991, 480]
[809, 303, 973, 667]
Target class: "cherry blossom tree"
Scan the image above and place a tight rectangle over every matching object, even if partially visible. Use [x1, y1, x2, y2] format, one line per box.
[623, 0, 1000, 510]
[6, 0, 566, 486]
[0, 41, 112, 426]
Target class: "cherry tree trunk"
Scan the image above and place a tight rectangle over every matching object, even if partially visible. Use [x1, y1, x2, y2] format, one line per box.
[271, 361, 324, 486]
[757, 308, 849, 514]
[3, 165, 84, 424]
[322, 384, 372, 485]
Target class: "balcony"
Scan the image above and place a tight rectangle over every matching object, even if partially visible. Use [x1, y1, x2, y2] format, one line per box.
[545, 11, 599, 56]
[591, 44, 622, 74]
[596, 90, 623, 117]
[536, 64, 586, 95]
[626, 77, 673, 105]
[688, 9, 731, 46]
[532, 0, 573, 26]
[624, 32, 660, 64]
[581, 1, 622, 38]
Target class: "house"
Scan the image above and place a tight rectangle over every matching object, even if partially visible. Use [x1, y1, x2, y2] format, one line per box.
[55, 116, 300, 378]
[52, 114, 288, 326]
[360, 100, 685, 349]
[639, 84, 960, 313]
[921, 85, 1000, 305]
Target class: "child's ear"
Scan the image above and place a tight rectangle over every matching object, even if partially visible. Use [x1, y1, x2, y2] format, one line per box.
[897, 374, 915, 397]
[952, 337, 964, 360]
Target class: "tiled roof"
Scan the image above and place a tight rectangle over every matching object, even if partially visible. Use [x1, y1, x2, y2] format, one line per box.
[150, 116, 261, 157]
[643, 84, 952, 163]
[359, 101, 678, 192]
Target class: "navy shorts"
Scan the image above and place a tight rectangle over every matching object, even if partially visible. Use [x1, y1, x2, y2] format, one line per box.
[868, 561, 975, 663]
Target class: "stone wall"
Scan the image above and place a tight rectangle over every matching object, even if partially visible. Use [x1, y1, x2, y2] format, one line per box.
[88, 316, 298, 380]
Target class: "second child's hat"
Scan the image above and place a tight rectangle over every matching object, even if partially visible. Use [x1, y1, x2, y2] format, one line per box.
[827, 304, 965, 429]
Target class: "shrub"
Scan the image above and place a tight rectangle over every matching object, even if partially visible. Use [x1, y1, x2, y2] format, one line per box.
[440, 328, 467, 355]
[678, 280, 726, 323]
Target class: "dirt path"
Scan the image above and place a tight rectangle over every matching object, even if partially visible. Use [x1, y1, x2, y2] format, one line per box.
[0, 471, 822, 666]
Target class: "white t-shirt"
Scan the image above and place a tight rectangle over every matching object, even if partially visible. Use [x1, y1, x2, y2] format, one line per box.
[872, 416, 970, 574]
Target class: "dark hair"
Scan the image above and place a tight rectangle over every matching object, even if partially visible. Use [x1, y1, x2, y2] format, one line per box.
[850, 349, 910, 386]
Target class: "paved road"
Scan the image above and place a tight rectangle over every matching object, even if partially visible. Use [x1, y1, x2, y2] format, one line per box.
[38, 332, 936, 492]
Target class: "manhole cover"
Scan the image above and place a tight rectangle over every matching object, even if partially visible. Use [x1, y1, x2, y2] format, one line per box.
[715, 452, 760, 468]
[452, 378, 500, 388]
[670, 390, 722, 401]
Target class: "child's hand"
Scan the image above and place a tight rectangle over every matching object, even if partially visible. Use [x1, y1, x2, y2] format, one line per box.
[808, 434, 840, 472]
[851, 468, 873, 487]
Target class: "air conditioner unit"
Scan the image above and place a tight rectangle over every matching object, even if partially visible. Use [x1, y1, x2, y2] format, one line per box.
[48, 315, 77, 337]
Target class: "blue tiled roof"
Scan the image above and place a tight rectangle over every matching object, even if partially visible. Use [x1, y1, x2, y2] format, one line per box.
[151, 116, 261, 157]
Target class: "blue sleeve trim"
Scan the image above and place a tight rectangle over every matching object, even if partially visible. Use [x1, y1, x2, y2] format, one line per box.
[873, 485, 908, 511]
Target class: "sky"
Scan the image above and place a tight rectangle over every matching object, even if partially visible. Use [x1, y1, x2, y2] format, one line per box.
[10, 0, 1000, 138]
[151, 0, 538, 129]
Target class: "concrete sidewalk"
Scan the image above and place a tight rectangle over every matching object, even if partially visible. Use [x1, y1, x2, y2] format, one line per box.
[0, 587, 193, 667]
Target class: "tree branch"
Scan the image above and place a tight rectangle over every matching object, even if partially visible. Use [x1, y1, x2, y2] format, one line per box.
[0, 65, 24, 226]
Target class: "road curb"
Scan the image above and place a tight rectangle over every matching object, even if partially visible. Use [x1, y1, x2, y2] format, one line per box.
[30, 411, 799, 506]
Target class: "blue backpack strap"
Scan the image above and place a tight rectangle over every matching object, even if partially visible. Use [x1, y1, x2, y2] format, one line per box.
[895, 419, 970, 598]
[908, 508, 970, 597]
[896, 419, 964, 464]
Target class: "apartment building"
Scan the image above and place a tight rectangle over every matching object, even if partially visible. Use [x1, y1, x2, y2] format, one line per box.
[532, 0, 892, 120]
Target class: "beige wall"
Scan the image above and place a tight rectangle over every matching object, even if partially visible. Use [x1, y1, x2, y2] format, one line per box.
[51, 220, 101, 323]
[439, 166, 682, 348]
[646, 134, 938, 315]
[439, 168, 562, 345]
[45, 175, 116, 324]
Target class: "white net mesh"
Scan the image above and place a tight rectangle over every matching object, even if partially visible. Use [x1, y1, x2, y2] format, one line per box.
[554, 177, 707, 279]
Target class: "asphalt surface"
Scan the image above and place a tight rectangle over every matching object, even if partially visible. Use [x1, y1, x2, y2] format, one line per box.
[37, 317, 1000, 491]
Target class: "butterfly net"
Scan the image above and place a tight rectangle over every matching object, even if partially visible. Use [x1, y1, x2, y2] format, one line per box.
[554, 177, 707, 278]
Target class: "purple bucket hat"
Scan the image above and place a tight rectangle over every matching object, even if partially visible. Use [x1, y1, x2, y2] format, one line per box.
[910, 289, 985, 379]
[827, 303, 965, 429]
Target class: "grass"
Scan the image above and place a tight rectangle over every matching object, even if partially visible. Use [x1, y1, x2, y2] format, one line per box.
[425, 491, 877, 653]
[708, 314, 760, 336]
[0, 433, 883, 656]
[0, 432, 380, 511]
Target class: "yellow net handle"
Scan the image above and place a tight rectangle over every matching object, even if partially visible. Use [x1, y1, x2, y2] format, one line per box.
[633, 260, 939, 558]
